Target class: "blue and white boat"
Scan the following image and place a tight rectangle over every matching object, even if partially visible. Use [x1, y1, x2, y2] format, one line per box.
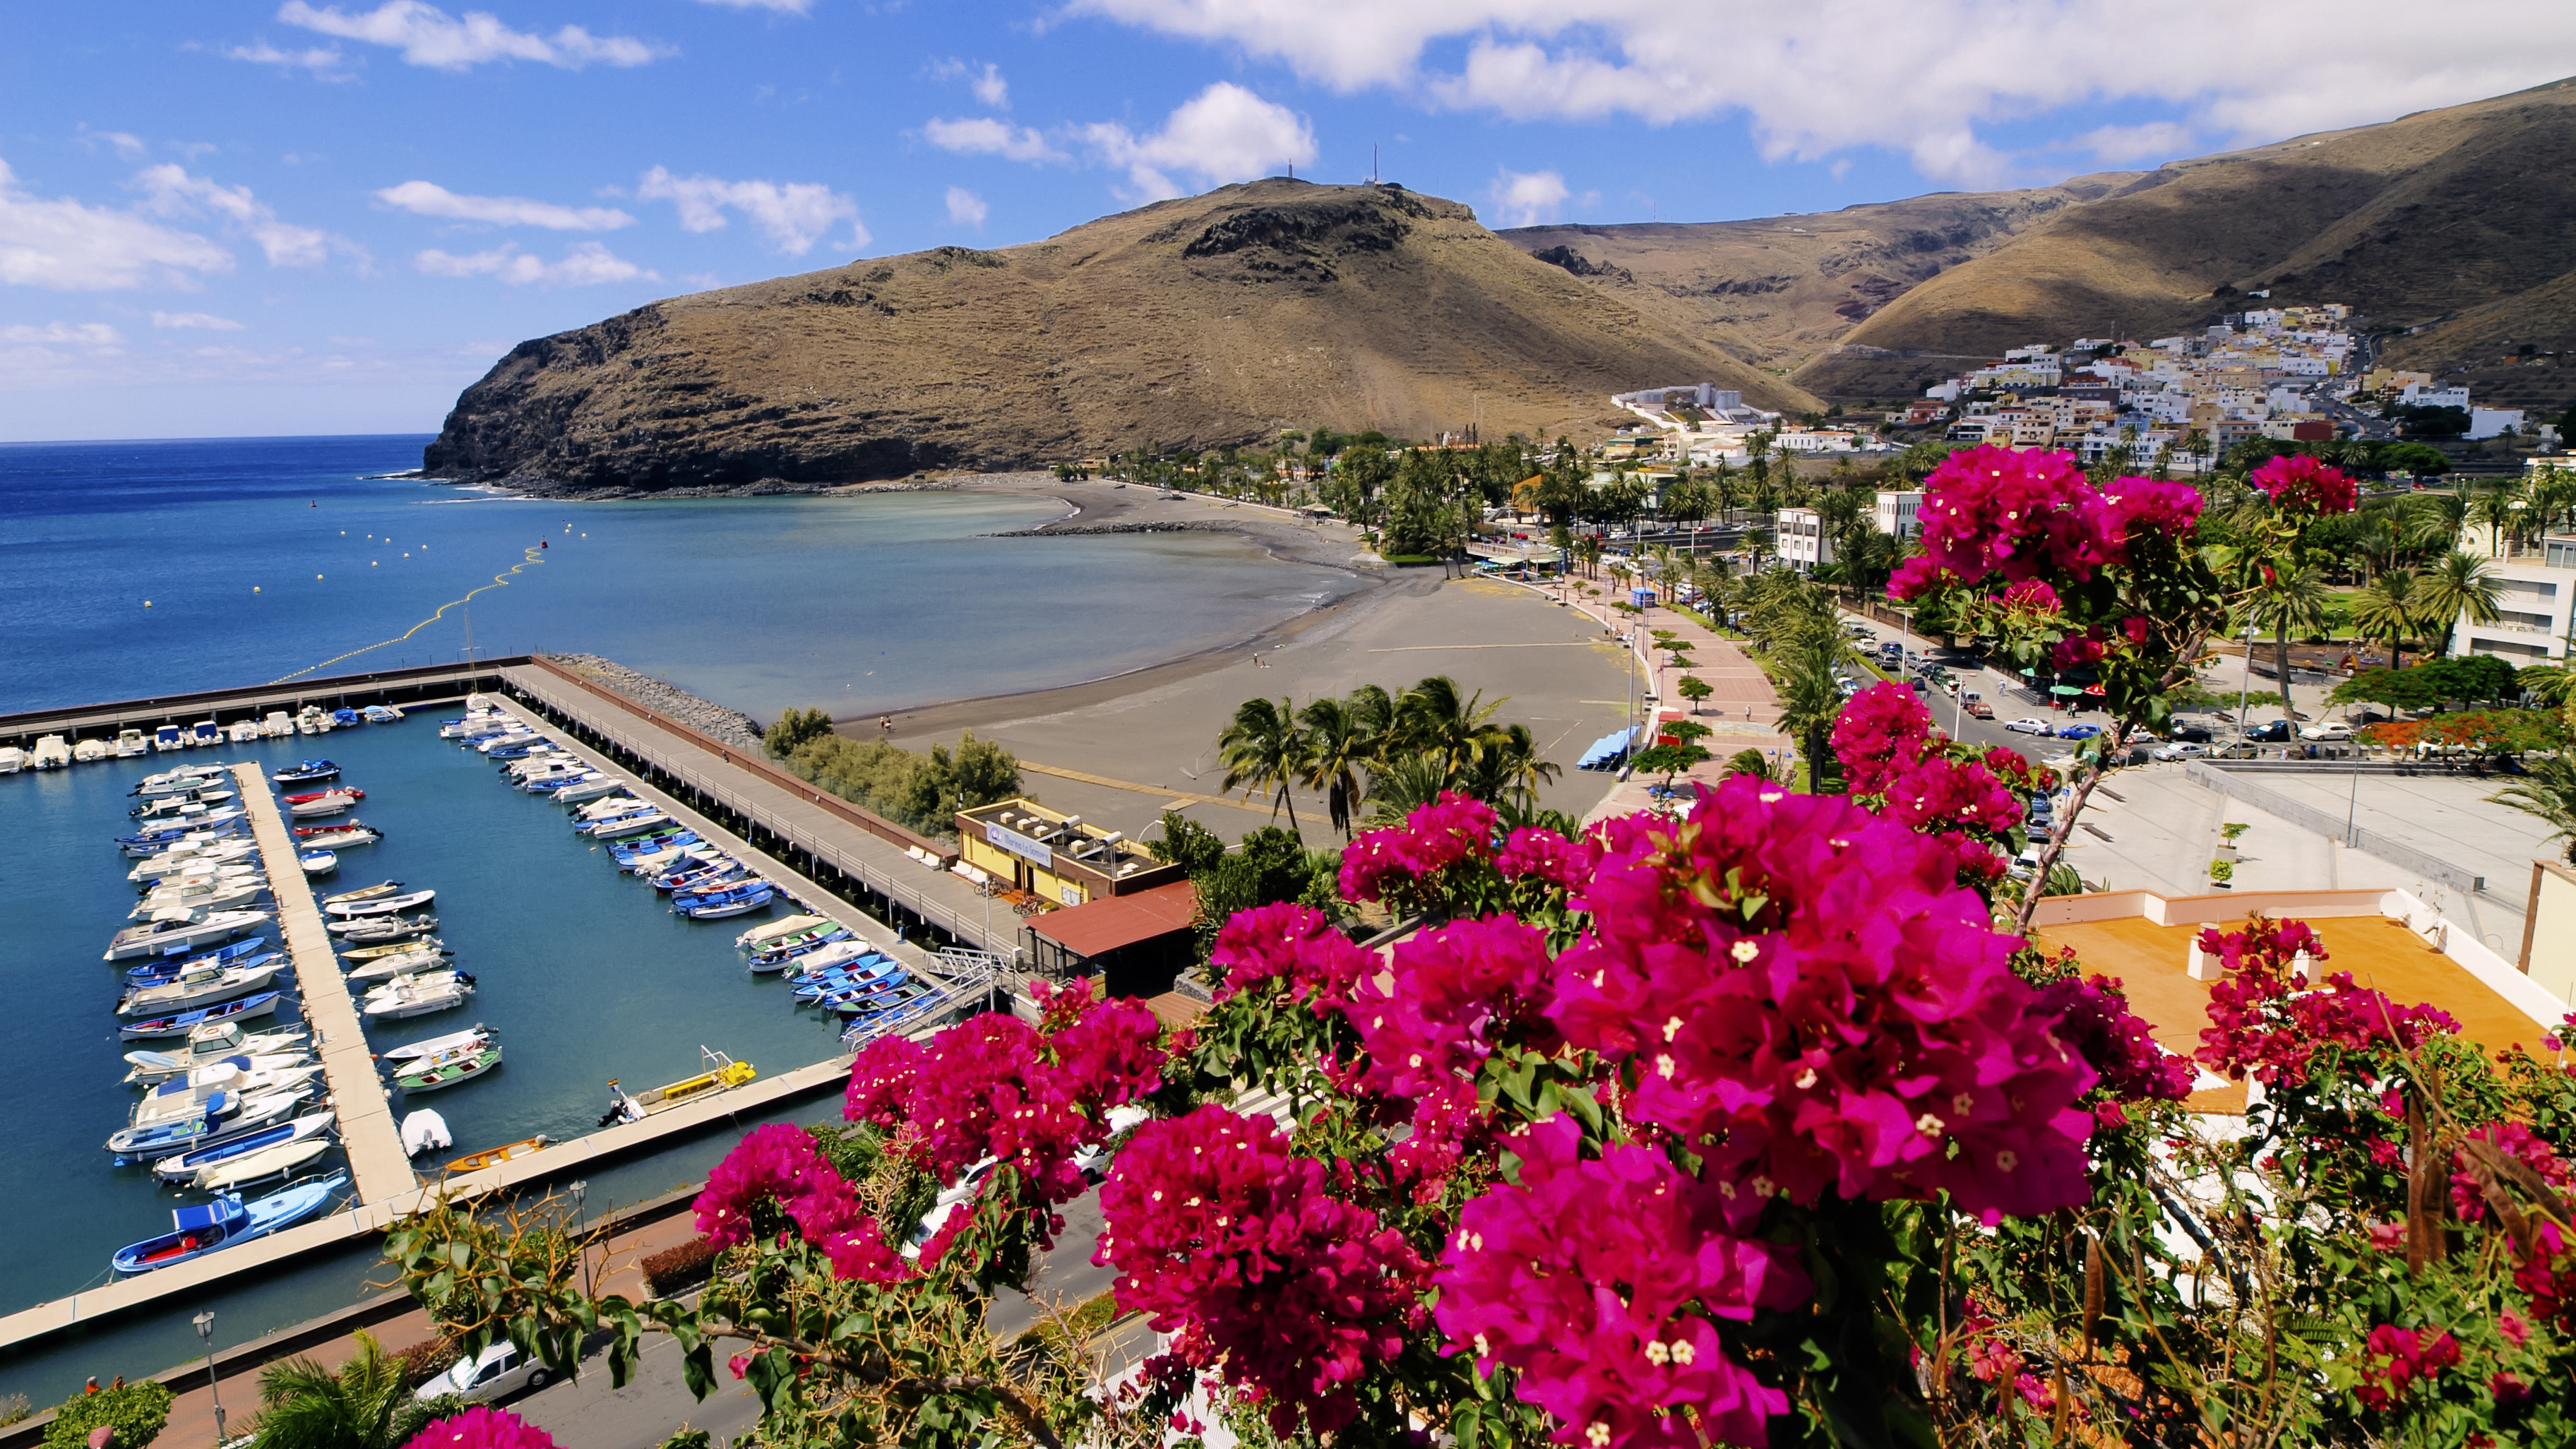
[652, 859, 741, 893]
[106, 1083, 311, 1157]
[300, 849, 340, 876]
[124, 936, 270, 986]
[835, 981, 937, 1022]
[149, 1109, 336, 1181]
[120, 989, 283, 1041]
[362, 705, 403, 724]
[118, 961, 284, 1016]
[791, 963, 904, 1004]
[119, 818, 246, 857]
[763, 938, 872, 978]
[111, 1172, 347, 1276]
[610, 829, 700, 864]
[674, 876, 769, 910]
[681, 886, 776, 920]
[105, 908, 270, 961]
[271, 760, 342, 785]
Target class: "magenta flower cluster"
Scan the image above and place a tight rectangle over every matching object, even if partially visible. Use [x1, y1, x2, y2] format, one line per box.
[2032, 974, 2195, 1112]
[2193, 917, 2457, 1087]
[1828, 681, 2026, 878]
[1892, 445, 2205, 603]
[2250, 453, 2359, 516]
[400, 1408, 558, 1449]
[1339, 791, 1498, 905]
[1207, 901, 1374, 1010]
[2354, 1324, 2460, 1411]
[1095, 1104, 1428, 1439]
[1549, 776, 2099, 1225]
[1432, 1116, 1808, 1449]
[689, 1122, 906, 1284]
[1349, 914, 1559, 1101]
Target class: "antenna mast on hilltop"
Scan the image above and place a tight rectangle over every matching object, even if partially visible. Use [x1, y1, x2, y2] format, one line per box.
[1372, 144, 1379, 184]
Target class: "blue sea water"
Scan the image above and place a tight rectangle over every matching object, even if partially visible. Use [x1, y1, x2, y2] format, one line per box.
[0, 435, 1356, 718]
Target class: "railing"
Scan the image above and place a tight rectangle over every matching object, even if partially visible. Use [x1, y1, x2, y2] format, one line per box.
[842, 948, 1018, 1051]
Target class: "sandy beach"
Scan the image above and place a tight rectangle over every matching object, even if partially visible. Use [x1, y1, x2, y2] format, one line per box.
[851, 475, 1638, 839]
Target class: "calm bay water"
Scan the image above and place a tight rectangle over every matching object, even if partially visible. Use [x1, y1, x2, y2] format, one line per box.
[0, 435, 1355, 719]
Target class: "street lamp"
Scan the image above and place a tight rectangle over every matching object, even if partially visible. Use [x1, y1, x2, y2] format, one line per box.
[569, 1181, 593, 1297]
[193, 1311, 225, 1447]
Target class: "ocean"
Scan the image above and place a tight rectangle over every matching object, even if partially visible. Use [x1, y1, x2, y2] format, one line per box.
[0, 435, 1357, 719]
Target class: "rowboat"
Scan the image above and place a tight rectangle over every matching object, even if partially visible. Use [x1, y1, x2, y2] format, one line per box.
[325, 888, 436, 919]
[287, 789, 364, 818]
[271, 760, 342, 785]
[390, 1044, 501, 1094]
[601, 1049, 755, 1126]
[105, 909, 270, 962]
[329, 912, 438, 941]
[342, 936, 445, 962]
[111, 1173, 346, 1277]
[150, 1109, 335, 1181]
[120, 990, 282, 1041]
[295, 821, 382, 849]
[345, 947, 452, 984]
[681, 885, 775, 919]
[788, 959, 902, 1000]
[299, 849, 340, 876]
[321, 879, 404, 906]
[196, 1138, 335, 1191]
[739, 914, 830, 949]
[381, 1025, 491, 1063]
[117, 962, 282, 1016]
[446, 1135, 549, 1174]
[609, 829, 698, 864]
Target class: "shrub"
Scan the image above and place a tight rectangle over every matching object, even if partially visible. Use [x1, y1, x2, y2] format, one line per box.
[658, 1431, 710, 1449]
[2210, 859, 2235, 883]
[0, 1395, 29, 1429]
[42, 1382, 172, 1449]
[639, 1236, 722, 1297]
[2361, 708, 2568, 755]
[393, 1332, 461, 1389]
[782, 731, 1021, 838]
[761, 707, 835, 758]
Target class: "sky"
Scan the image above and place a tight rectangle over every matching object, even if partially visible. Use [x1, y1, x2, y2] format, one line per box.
[3, 2, 2572, 442]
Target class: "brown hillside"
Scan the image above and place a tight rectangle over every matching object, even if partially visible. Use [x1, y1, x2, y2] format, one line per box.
[424, 180, 1812, 492]
[1797, 77, 2576, 401]
[1501, 181, 2136, 374]
[2381, 266, 2576, 420]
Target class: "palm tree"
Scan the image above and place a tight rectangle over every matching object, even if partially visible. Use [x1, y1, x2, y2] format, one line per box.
[251, 1332, 460, 1449]
[1392, 675, 1503, 775]
[2234, 561, 2331, 711]
[1296, 696, 1376, 838]
[2417, 550, 2505, 657]
[1360, 753, 1457, 826]
[2491, 755, 2576, 864]
[1460, 722, 1561, 811]
[1217, 697, 1308, 833]
[1775, 637, 1847, 794]
[2349, 569, 2425, 672]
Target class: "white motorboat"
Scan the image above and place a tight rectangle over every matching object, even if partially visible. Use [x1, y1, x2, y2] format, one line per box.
[362, 971, 475, 1020]
[75, 737, 112, 762]
[299, 849, 340, 876]
[131, 1060, 321, 1113]
[150, 1108, 337, 1183]
[381, 1025, 493, 1063]
[227, 720, 263, 744]
[190, 719, 221, 747]
[400, 1109, 452, 1157]
[288, 789, 364, 818]
[115, 729, 151, 758]
[345, 947, 451, 984]
[328, 912, 436, 941]
[129, 842, 261, 883]
[119, 963, 283, 1016]
[737, 913, 830, 949]
[325, 888, 436, 919]
[132, 877, 269, 918]
[105, 909, 270, 962]
[131, 1071, 314, 1129]
[124, 1023, 310, 1085]
[0, 746, 23, 775]
[261, 711, 295, 737]
[133, 763, 230, 797]
[342, 935, 443, 961]
[194, 1137, 333, 1191]
[295, 823, 381, 850]
[587, 811, 672, 839]
[551, 775, 624, 804]
[294, 705, 333, 735]
[151, 724, 189, 753]
[31, 734, 73, 770]
[128, 1048, 312, 1090]
[135, 789, 238, 821]
[573, 794, 648, 823]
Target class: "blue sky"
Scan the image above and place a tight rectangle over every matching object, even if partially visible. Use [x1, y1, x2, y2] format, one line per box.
[4, 1, 2570, 442]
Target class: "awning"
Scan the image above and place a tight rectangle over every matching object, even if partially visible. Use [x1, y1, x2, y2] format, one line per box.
[1027, 881, 1199, 960]
[2049, 685, 2085, 696]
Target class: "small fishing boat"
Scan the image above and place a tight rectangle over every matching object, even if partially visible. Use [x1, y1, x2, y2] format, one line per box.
[362, 705, 402, 724]
[30, 735, 71, 770]
[672, 872, 763, 905]
[150, 1109, 335, 1181]
[117, 962, 283, 1017]
[321, 879, 402, 905]
[114, 729, 150, 758]
[345, 946, 451, 984]
[738, 914, 830, 949]
[381, 1024, 491, 1063]
[75, 737, 112, 763]
[120, 990, 282, 1041]
[105, 908, 270, 961]
[446, 1135, 549, 1174]
[765, 938, 873, 978]
[601, 1049, 755, 1126]
[287, 788, 365, 818]
[746, 922, 848, 958]
[124, 1022, 308, 1085]
[128, 840, 258, 883]
[652, 857, 741, 891]
[196, 1137, 333, 1191]
[110, 1173, 346, 1277]
[551, 775, 625, 804]
[793, 963, 907, 1005]
[328, 912, 437, 941]
[681, 884, 776, 919]
[482, 741, 544, 761]
[609, 830, 700, 864]
[401, 1109, 451, 1157]
[342, 936, 446, 962]
[0, 746, 23, 775]
[362, 971, 475, 1020]
[272, 760, 342, 785]
[589, 811, 675, 840]
[294, 822, 382, 850]
[390, 1043, 501, 1094]
[126, 936, 270, 986]
[836, 980, 937, 1022]
[523, 770, 598, 794]
[106, 1084, 311, 1157]
[326, 888, 435, 919]
[300, 849, 339, 876]
[749, 932, 856, 973]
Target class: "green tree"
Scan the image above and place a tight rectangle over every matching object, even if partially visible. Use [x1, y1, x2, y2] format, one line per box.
[249, 1332, 464, 1449]
[1144, 810, 1226, 873]
[1773, 629, 1851, 793]
[1296, 694, 1381, 839]
[2490, 755, 2576, 864]
[762, 707, 836, 759]
[42, 1383, 173, 1449]
[2233, 560, 2331, 708]
[2418, 549, 2505, 657]
[1216, 697, 1308, 833]
[1676, 674, 1714, 714]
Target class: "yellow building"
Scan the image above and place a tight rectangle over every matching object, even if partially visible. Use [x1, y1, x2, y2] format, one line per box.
[953, 798, 1185, 910]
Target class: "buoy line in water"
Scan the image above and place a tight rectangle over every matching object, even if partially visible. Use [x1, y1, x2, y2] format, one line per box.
[268, 543, 548, 684]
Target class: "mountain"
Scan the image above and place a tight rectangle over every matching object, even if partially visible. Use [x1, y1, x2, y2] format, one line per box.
[423, 180, 1813, 493]
[1503, 78, 2576, 410]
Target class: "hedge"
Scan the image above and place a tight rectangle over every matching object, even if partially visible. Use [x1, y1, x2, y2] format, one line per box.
[42, 1383, 172, 1449]
[640, 1236, 722, 1297]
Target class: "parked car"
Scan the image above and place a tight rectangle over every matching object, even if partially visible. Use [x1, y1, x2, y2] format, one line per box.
[2056, 722, 2104, 740]
[2242, 720, 2294, 744]
[2157, 741, 2210, 761]
[417, 1344, 548, 1405]
[1964, 700, 1995, 719]
[2297, 721, 2356, 741]
[2169, 723, 2214, 743]
[2005, 717, 2053, 735]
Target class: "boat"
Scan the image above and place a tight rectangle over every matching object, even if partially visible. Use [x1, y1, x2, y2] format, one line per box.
[150, 1109, 336, 1181]
[445, 1135, 549, 1174]
[588, 811, 675, 840]
[31, 735, 73, 770]
[362, 971, 475, 1020]
[609, 830, 700, 865]
[260, 710, 295, 737]
[294, 705, 333, 736]
[189, 720, 221, 747]
[135, 788, 237, 820]
[287, 789, 364, 818]
[330, 912, 438, 942]
[342, 936, 446, 962]
[749, 931, 855, 972]
[151, 724, 189, 753]
[227, 720, 263, 744]
[0, 746, 22, 774]
[681, 884, 776, 919]
[475, 732, 539, 756]
[300, 849, 339, 876]
[126, 1046, 311, 1091]
[74, 737, 112, 763]
[326, 888, 435, 919]
[196, 1138, 334, 1191]
[390, 1043, 501, 1094]
[401, 1109, 451, 1157]
[114, 729, 150, 758]
[767, 938, 873, 978]
[294, 823, 381, 850]
[118, 962, 283, 1016]
[523, 771, 599, 794]
[602, 1049, 755, 1126]
[322, 879, 405, 906]
[272, 760, 342, 785]
[551, 775, 625, 804]
[738, 913, 830, 949]
[125, 936, 270, 985]
[107, 1084, 311, 1157]
[129, 840, 258, 883]
[331, 708, 359, 728]
[120, 990, 283, 1041]
[573, 795, 648, 823]
[105, 909, 270, 961]
[482, 741, 544, 761]
[133, 763, 229, 797]
[131, 877, 270, 919]
[110, 1173, 346, 1276]
[652, 857, 741, 891]
[119, 819, 246, 857]
[362, 705, 403, 724]
[787, 961, 903, 1001]
[381, 1025, 493, 1063]
[124, 1023, 309, 1084]
[130, 1059, 320, 1109]
[345, 947, 452, 984]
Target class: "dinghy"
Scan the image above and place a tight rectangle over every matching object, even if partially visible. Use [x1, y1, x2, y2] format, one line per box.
[120, 990, 282, 1041]
[271, 760, 342, 785]
[321, 879, 403, 906]
[342, 936, 446, 962]
[326, 888, 435, 919]
[299, 849, 339, 876]
[150, 1109, 335, 1181]
[111, 1173, 345, 1277]
[402, 1109, 451, 1156]
[446, 1135, 548, 1174]
[196, 1138, 333, 1191]
[286, 788, 364, 818]
[390, 1042, 501, 1094]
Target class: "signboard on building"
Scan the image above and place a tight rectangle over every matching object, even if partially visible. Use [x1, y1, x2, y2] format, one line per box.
[985, 822, 1052, 869]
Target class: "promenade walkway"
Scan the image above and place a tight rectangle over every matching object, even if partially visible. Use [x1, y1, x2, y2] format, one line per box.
[230, 763, 413, 1205]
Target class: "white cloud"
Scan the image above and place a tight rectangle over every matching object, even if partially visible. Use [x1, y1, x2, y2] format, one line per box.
[945, 186, 989, 228]
[415, 240, 657, 285]
[1, 321, 125, 347]
[923, 117, 1066, 164]
[376, 179, 633, 229]
[2072, 120, 2196, 165]
[223, 40, 355, 78]
[0, 158, 234, 291]
[278, 1, 668, 71]
[151, 311, 247, 330]
[1068, 0, 2576, 186]
[83, 131, 150, 160]
[636, 167, 865, 254]
[928, 59, 1010, 107]
[1487, 167, 1569, 227]
[1079, 82, 1315, 200]
[135, 164, 349, 268]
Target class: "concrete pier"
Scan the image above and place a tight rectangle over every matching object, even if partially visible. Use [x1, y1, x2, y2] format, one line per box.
[230, 763, 415, 1205]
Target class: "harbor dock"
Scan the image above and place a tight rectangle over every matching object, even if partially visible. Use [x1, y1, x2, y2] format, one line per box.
[230, 762, 416, 1205]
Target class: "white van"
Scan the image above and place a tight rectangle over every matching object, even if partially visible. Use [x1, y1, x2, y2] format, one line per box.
[415, 1343, 550, 1404]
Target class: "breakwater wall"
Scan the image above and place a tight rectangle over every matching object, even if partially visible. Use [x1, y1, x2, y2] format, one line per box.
[1, 661, 522, 748]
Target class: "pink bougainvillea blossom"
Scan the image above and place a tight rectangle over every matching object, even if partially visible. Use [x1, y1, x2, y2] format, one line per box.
[1208, 901, 1373, 1011]
[1348, 914, 1558, 1101]
[2250, 453, 2358, 516]
[400, 1407, 558, 1449]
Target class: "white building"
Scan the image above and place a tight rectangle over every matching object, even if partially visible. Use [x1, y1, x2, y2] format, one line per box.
[2456, 549, 2576, 663]
[1775, 506, 1832, 573]
[2470, 407, 2527, 441]
[1873, 490, 1923, 542]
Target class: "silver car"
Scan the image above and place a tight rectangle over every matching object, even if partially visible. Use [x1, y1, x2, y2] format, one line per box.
[416, 1343, 550, 1405]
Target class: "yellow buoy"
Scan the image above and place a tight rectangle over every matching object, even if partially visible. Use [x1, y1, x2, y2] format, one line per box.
[316, 573, 324, 580]
[144, 600, 153, 608]
[372, 561, 378, 567]
[253, 586, 261, 594]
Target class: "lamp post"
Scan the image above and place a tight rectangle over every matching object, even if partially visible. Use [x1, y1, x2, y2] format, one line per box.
[192, 1311, 225, 1448]
[2234, 615, 2260, 756]
[569, 1181, 593, 1297]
